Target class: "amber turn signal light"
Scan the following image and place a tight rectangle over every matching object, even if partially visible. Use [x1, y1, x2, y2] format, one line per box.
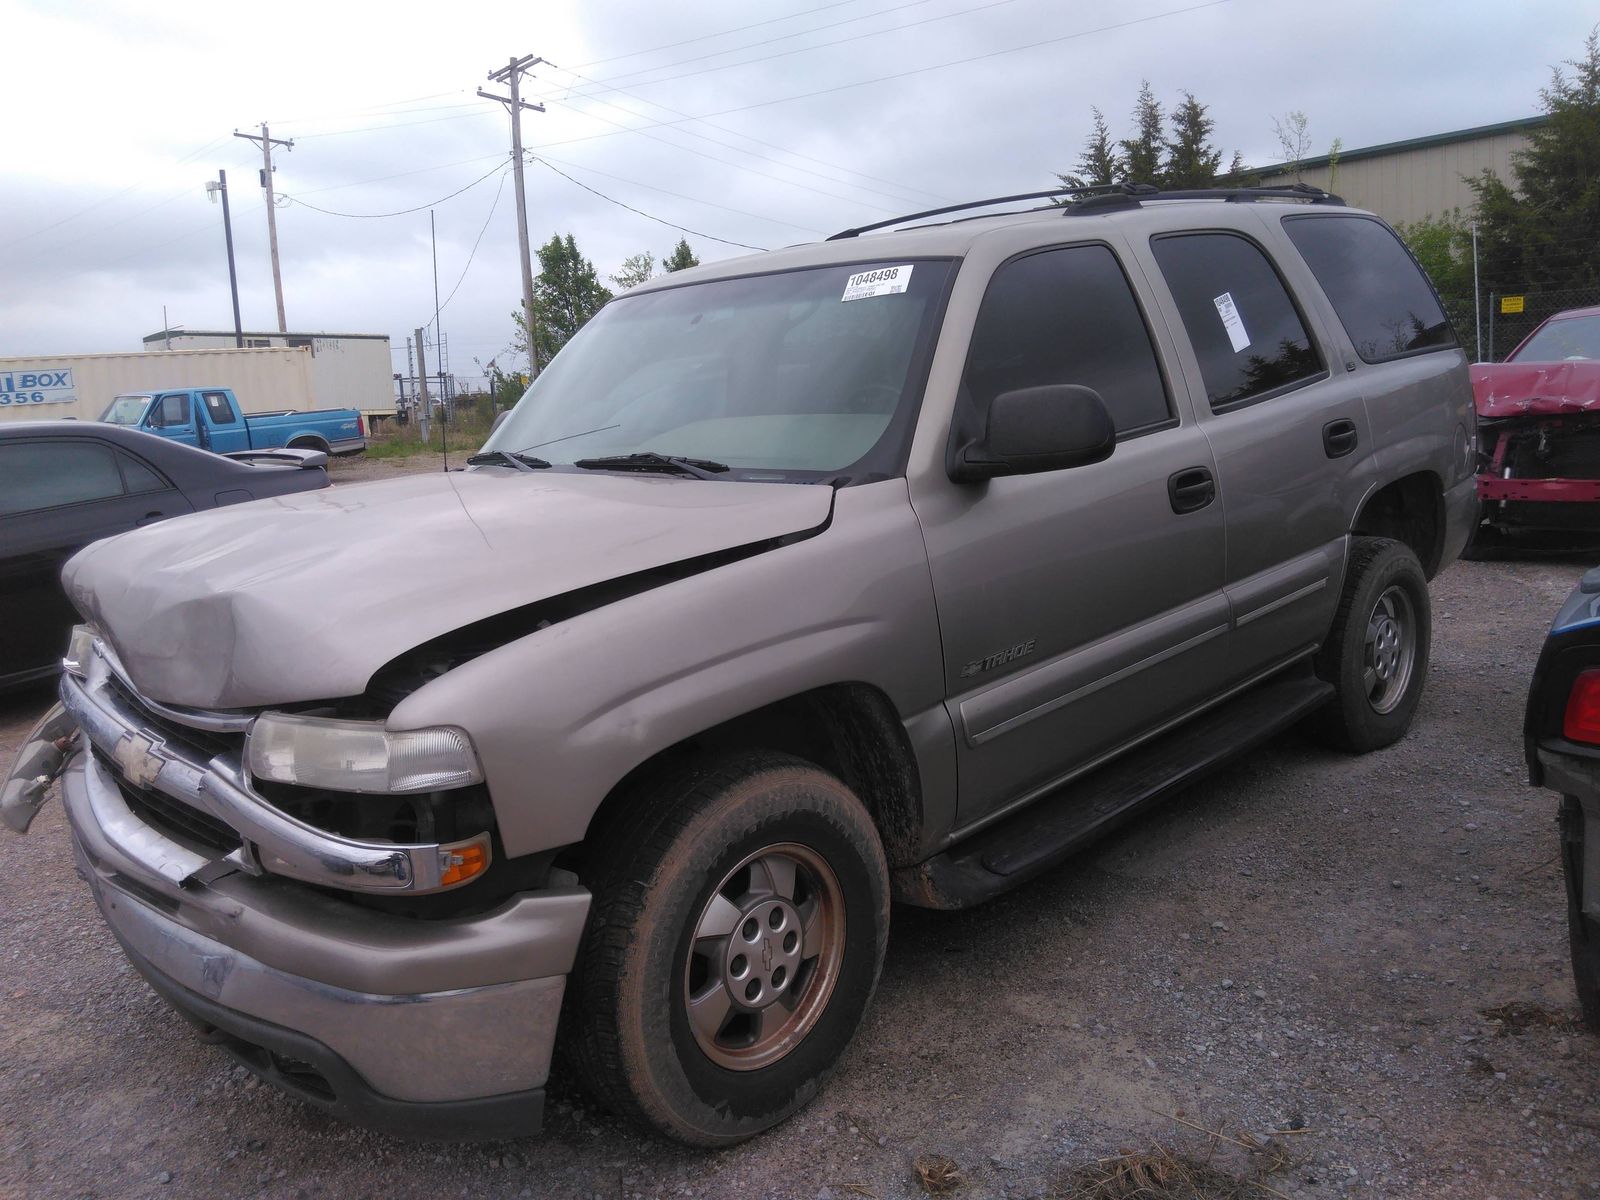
[437, 835, 491, 888]
[1563, 668, 1600, 744]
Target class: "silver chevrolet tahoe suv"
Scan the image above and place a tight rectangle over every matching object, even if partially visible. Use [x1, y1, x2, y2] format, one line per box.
[3, 184, 1478, 1146]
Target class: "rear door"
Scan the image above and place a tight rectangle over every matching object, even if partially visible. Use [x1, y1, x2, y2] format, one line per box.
[0, 438, 192, 680]
[911, 237, 1227, 825]
[199, 390, 251, 452]
[1133, 222, 1376, 684]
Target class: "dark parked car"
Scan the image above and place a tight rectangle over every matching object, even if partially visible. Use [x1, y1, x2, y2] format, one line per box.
[0, 422, 329, 690]
[1525, 567, 1600, 1030]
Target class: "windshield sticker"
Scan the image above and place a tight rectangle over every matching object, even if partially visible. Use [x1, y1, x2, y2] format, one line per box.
[1212, 292, 1251, 352]
[842, 264, 914, 302]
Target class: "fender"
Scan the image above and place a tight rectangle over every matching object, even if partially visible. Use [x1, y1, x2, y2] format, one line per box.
[389, 480, 957, 858]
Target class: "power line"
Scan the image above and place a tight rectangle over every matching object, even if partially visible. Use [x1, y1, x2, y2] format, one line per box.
[292, 152, 509, 197]
[568, 0, 864, 71]
[291, 109, 499, 140]
[532, 157, 768, 251]
[282, 159, 509, 217]
[534, 152, 824, 234]
[438, 168, 511, 314]
[529, 2, 1235, 154]
[545, 64, 945, 208]
[540, 0, 951, 95]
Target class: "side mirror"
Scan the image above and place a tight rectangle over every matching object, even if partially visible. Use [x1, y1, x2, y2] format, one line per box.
[950, 385, 1116, 482]
[490, 410, 511, 435]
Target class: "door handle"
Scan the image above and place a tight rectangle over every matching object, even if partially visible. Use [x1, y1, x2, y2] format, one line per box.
[1167, 466, 1216, 514]
[136, 512, 165, 526]
[1323, 418, 1358, 458]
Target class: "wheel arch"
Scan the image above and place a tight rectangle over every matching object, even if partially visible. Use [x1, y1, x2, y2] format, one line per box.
[1352, 470, 1445, 578]
[288, 433, 331, 453]
[580, 682, 929, 869]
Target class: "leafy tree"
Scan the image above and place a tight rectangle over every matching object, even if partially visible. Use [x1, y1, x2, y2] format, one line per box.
[1271, 111, 1312, 182]
[1120, 81, 1165, 184]
[1163, 91, 1222, 188]
[510, 233, 613, 368]
[611, 251, 656, 291]
[662, 238, 700, 272]
[1469, 28, 1600, 296]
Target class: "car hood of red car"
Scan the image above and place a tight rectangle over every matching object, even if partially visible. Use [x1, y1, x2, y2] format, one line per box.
[1472, 360, 1600, 418]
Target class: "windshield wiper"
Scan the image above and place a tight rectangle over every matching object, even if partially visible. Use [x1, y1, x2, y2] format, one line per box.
[572, 451, 730, 480]
[466, 450, 551, 471]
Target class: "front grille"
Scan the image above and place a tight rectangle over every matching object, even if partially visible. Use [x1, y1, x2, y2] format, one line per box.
[102, 674, 245, 764]
[95, 747, 243, 856]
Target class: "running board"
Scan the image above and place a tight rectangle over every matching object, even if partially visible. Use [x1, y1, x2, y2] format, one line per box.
[893, 668, 1334, 909]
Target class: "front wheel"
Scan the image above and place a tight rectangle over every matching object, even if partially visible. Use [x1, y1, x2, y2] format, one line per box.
[1307, 537, 1431, 752]
[1560, 796, 1600, 1031]
[566, 752, 890, 1145]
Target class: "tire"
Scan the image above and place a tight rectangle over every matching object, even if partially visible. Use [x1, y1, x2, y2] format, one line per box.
[1560, 796, 1600, 1031]
[566, 752, 891, 1146]
[1306, 537, 1432, 752]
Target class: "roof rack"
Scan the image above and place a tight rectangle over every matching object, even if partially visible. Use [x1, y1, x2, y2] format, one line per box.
[825, 181, 1344, 240]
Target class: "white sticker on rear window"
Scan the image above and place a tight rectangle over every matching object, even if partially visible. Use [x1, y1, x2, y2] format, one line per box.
[842, 264, 914, 302]
[1213, 291, 1251, 352]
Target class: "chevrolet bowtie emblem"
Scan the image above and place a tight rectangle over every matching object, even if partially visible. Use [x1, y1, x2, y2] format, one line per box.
[112, 732, 167, 790]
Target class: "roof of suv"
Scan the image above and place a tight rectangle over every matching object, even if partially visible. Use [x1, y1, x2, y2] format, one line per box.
[631, 185, 1358, 293]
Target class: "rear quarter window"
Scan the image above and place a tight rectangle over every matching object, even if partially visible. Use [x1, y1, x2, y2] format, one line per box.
[1282, 215, 1457, 363]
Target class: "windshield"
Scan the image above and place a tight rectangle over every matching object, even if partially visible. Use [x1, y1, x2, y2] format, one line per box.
[1512, 315, 1600, 362]
[484, 259, 953, 479]
[101, 394, 153, 425]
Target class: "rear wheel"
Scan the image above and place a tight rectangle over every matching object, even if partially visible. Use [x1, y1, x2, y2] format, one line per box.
[1560, 796, 1600, 1031]
[566, 752, 890, 1145]
[1307, 537, 1431, 752]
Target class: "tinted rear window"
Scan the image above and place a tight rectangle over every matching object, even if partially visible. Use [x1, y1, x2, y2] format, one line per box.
[1283, 215, 1456, 363]
[1150, 232, 1322, 410]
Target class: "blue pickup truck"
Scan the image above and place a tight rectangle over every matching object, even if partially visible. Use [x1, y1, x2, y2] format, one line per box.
[99, 387, 365, 456]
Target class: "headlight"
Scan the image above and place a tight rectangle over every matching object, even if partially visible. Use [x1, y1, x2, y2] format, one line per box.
[247, 712, 484, 794]
[62, 625, 97, 678]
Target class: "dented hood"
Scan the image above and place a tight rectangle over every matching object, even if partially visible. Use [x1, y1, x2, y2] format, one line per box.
[1472, 360, 1600, 419]
[63, 469, 833, 709]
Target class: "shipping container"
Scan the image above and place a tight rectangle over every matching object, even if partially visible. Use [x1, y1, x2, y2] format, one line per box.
[0, 348, 316, 425]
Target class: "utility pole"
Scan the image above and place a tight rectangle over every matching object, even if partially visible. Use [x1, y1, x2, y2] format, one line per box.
[479, 54, 545, 382]
[206, 170, 243, 347]
[415, 326, 432, 441]
[234, 123, 294, 333]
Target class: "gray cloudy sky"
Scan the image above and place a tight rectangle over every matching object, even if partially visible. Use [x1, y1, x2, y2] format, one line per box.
[1, 0, 1590, 384]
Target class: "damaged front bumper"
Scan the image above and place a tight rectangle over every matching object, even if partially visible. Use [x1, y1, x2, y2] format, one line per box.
[1477, 413, 1600, 536]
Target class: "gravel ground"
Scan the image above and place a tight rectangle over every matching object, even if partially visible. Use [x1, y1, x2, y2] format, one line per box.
[3, 551, 1598, 1200]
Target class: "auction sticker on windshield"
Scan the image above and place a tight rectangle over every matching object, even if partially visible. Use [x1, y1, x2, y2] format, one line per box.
[842, 265, 914, 302]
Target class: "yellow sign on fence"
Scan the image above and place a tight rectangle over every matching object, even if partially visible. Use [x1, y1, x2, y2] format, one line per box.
[1500, 295, 1526, 314]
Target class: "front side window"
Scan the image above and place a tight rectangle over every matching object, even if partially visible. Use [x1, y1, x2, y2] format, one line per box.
[485, 259, 954, 478]
[1151, 232, 1323, 410]
[1283, 215, 1456, 362]
[0, 442, 126, 515]
[963, 243, 1171, 434]
[151, 394, 190, 428]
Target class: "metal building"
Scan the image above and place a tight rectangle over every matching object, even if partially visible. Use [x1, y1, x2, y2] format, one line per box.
[1247, 115, 1546, 227]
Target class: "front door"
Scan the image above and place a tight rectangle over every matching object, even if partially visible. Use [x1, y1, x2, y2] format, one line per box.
[145, 392, 199, 447]
[910, 240, 1227, 826]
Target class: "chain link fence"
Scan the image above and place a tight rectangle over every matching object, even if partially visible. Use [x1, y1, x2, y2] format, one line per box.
[1485, 286, 1600, 361]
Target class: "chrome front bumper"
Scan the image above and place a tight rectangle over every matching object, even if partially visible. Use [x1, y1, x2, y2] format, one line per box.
[60, 641, 478, 893]
[62, 746, 590, 1120]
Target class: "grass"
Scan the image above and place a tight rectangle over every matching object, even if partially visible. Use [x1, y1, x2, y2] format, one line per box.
[364, 417, 491, 459]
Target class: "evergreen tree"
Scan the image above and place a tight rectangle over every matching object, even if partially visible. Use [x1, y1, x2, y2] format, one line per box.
[1070, 106, 1121, 187]
[1163, 91, 1223, 188]
[1120, 81, 1165, 185]
[1470, 29, 1600, 294]
[510, 233, 613, 368]
[661, 238, 700, 272]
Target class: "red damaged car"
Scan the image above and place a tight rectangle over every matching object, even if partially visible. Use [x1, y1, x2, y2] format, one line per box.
[1472, 305, 1600, 548]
